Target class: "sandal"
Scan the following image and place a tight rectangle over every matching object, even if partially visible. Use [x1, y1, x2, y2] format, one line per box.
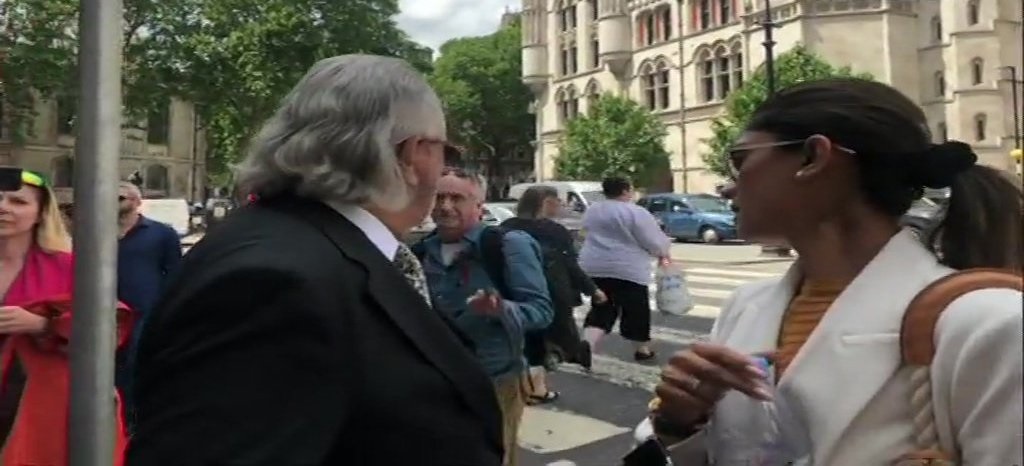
[527, 391, 560, 405]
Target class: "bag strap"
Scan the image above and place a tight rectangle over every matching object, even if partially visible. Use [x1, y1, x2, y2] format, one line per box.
[898, 268, 1023, 463]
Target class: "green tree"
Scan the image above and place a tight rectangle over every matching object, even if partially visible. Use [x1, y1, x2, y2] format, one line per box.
[0, 0, 178, 142]
[702, 45, 874, 178]
[429, 19, 534, 178]
[144, 0, 430, 180]
[555, 94, 669, 187]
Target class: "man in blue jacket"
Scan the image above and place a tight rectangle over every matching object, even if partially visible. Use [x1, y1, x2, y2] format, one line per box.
[416, 168, 553, 466]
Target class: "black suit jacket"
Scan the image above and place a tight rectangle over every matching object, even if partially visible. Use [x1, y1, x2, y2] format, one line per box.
[126, 197, 504, 466]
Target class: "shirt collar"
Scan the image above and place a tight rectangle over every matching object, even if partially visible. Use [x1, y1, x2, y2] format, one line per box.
[323, 201, 400, 261]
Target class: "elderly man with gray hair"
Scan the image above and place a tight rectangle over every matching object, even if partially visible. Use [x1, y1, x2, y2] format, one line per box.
[126, 55, 504, 466]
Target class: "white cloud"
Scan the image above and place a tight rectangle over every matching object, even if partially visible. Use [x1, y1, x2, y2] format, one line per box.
[396, 0, 518, 52]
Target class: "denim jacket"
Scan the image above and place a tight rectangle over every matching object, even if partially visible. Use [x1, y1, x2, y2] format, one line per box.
[420, 224, 553, 380]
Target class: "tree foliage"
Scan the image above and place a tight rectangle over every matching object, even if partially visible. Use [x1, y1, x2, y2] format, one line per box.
[702, 45, 874, 178]
[555, 94, 669, 187]
[140, 0, 431, 179]
[429, 19, 534, 176]
[1, 0, 429, 181]
[0, 0, 177, 141]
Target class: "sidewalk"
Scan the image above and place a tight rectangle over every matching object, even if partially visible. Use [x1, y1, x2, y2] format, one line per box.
[669, 242, 795, 265]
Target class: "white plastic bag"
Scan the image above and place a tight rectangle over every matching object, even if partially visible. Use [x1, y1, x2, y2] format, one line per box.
[655, 263, 693, 315]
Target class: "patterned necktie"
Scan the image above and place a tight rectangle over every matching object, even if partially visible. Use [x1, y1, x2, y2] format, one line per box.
[393, 243, 431, 304]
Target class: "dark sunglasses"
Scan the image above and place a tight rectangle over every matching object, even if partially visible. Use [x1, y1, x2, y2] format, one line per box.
[727, 138, 856, 179]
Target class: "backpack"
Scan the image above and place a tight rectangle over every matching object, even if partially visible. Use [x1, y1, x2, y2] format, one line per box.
[410, 226, 573, 307]
[897, 268, 1023, 464]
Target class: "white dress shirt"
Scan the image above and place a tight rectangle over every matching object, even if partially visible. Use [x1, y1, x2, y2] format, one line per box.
[324, 201, 400, 261]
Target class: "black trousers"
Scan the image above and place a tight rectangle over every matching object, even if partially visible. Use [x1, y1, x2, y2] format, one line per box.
[583, 277, 651, 342]
[525, 301, 583, 367]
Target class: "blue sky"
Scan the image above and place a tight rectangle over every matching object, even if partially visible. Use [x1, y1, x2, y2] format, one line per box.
[396, 0, 518, 52]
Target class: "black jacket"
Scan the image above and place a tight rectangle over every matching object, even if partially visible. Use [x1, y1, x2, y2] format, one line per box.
[127, 197, 503, 466]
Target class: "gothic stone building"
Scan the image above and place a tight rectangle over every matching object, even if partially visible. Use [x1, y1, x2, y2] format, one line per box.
[521, 0, 1023, 193]
[0, 96, 207, 204]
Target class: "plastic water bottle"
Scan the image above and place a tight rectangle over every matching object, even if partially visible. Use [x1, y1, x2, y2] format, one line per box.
[707, 356, 807, 466]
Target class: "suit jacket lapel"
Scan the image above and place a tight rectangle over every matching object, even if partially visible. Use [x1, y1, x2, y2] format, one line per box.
[267, 197, 502, 445]
[776, 230, 950, 462]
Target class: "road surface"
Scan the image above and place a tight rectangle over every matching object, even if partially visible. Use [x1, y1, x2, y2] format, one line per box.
[516, 259, 791, 466]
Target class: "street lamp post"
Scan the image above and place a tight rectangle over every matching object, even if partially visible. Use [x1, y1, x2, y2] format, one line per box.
[756, 0, 789, 257]
[761, 0, 777, 96]
[1000, 66, 1021, 151]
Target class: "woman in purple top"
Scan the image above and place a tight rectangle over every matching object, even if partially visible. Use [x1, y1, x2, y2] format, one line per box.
[578, 176, 672, 361]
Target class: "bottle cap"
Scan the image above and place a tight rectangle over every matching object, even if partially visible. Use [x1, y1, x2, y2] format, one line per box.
[753, 355, 772, 374]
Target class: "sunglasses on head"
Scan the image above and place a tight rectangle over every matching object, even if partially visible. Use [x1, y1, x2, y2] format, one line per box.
[441, 166, 482, 180]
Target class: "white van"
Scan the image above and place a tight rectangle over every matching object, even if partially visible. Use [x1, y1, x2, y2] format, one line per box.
[507, 181, 604, 213]
[140, 198, 192, 237]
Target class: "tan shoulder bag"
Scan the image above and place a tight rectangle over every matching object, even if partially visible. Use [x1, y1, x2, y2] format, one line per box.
[896, 268, 1023, 466]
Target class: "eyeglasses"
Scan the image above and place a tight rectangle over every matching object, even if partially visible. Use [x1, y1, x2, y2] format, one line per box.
[727, 138, 856, 179]
[118, 196, 127, 202]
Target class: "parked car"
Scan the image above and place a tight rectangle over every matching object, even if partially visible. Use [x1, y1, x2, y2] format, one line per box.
[637, 193, 738, 243]
[507, 181, 605, 213]
[482, 202, 517, 226]
[900, 197, 944, 233]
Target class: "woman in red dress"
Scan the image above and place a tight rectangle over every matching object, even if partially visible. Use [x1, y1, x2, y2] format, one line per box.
[0, 169, 132, 465]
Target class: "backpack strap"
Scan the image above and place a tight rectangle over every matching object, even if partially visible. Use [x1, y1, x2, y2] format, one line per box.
[898, 268, 1023, 463]
[478, 226, 510, 297]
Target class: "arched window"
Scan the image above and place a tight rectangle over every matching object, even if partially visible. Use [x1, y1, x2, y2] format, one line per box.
[930, 15, 942, 42]
[973, 114, 986, 141]
[970, 58, 984, 85]
[655, 61, 671, 109]
[697, 0, 712, 30]
[934, 71, 945, 97]
[656, 6, 672, 41]
[936, 122, 948, 142]
[556, 88, 569, 124]
[51, 155, 74, 188]
[718, 0, 733, 23]
[715, 46, 731, 99]
[568, 87, 580, 120]
[730, 42, 744, 88]
[585, 80, 601, 113]
[966, 0, 979, 25]
[640, 62, 657, 109]
[144, 164, 170, 192]
[698, 50, 714, 103]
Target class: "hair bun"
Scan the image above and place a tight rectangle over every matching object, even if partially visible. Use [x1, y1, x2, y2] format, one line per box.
[912, 141, 977, 189]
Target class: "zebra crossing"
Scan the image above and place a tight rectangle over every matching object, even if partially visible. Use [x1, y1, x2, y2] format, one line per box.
[518, 262, 789, 466]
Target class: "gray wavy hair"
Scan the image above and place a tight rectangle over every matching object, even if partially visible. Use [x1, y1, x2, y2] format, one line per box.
[234, 54, 445, 210]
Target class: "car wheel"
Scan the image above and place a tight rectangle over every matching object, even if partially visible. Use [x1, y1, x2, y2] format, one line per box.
[699, 226, 720, 244]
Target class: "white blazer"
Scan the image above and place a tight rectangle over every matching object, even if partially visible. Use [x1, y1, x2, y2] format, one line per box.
[667, 230, 1023, 465]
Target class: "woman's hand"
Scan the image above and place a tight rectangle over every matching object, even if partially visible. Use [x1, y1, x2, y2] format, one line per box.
[0, 306, 48, 335]
[657, 257, 672, 267]
[592, 289, 608, 304]
[654, 342, 772, 429]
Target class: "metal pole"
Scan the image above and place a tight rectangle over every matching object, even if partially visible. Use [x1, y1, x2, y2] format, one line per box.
[677, 14, 688, 193]
[762, 0, 776, 95]
[1009, 66, 1021, 150]
[69, 0, 122, 463]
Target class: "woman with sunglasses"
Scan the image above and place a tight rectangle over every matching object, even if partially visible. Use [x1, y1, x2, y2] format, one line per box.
[639, 79, 1022, 465]
[0, 169, 131, 466]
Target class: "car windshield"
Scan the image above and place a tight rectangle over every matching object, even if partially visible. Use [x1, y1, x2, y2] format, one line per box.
[580, 191, 604, 204]
[686, 196, 731, 213]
